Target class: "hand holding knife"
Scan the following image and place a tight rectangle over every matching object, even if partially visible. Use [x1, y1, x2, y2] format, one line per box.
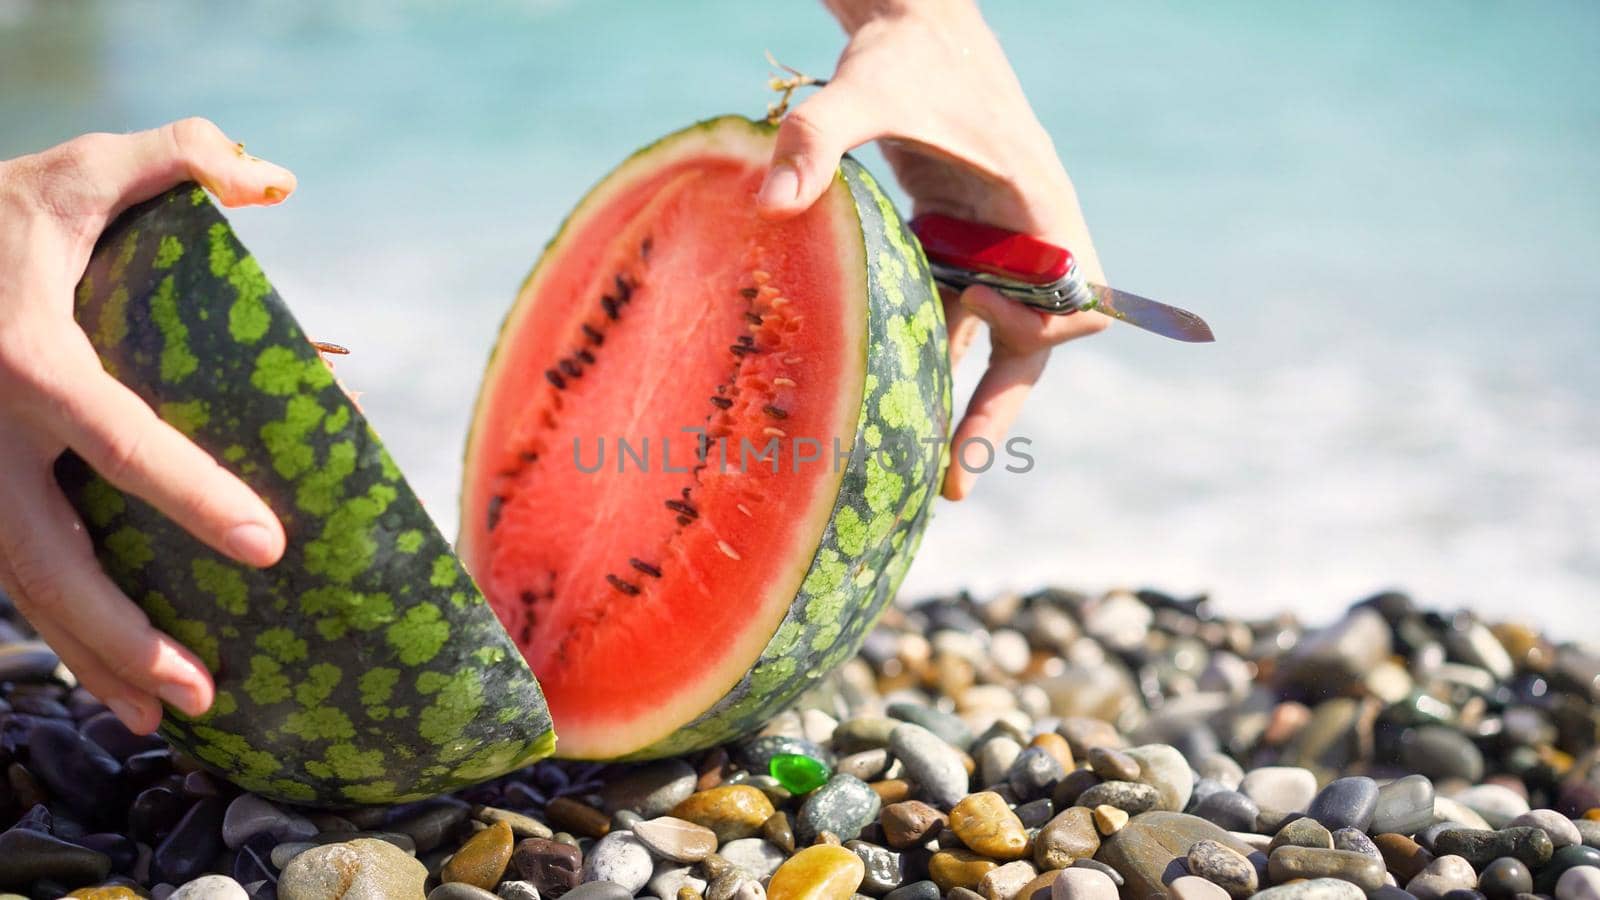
[909, 213, 1214, 343]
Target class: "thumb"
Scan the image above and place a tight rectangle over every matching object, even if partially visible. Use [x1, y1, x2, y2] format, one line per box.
[757, 79, 881, 219]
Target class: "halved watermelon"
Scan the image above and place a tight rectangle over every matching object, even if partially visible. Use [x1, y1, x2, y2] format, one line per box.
[461, 116, 951, 759]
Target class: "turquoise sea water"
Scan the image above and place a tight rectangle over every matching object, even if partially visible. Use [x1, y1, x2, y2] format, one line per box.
[3, 1, 1596, 633]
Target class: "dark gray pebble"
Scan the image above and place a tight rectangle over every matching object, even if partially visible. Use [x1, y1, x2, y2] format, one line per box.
[886, 702, 974, 750]
[1007, 747, 1066, 802]
[798, 773, 881, 844]
[152, 796, 227, 884]
[0, 826, 112, 887]
[1400, 727, 1485, 784]
[884, 880, 941, 900]
[387, 797, 471, 853]
[1308, 777, 1378, 832]
[1432, 827, 1553, 868]
[25, 718, 122, 821]
[1077, 780, 1160, 814]
[1478, 857, 1533, 900]
[1533, 844, 1600, 894]
[1195, 790, 1260, 833]
[737, 734, 835, 772]
[847, 839, 904, 895]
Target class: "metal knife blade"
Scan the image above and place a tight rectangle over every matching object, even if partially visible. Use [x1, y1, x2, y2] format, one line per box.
[1087, 284, 1215, 343]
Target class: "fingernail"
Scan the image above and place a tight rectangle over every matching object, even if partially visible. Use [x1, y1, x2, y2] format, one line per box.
[107, 698, 148, 733]
[758, 163, 800, 207]
[226, 522, 278, 566]
[158, 681, 206, 717]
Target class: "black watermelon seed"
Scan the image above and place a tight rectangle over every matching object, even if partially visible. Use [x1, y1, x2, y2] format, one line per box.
[676, 515, 692, 526]
[740, 287, 759, 300]
[615, 275, 633, 302]
[763, 405, 788, 419]
[710, 396, 733, 409]
[737, 335, 755, 346]
[560, 358, 581, 379]
[545, 369, 567, 390]
[665, 499, 697, 518]
[602, 296, 620, 320]
[630, 558, 662, 578]
[582, 324, 604, 345]
[744, 312, 763, 325]
[519, 451, 538, 462]
[730, 344, 755, 355]
[606, 574, 640, 596]
[577, 348, 595, 365]
[641, 237, 652, 259]
[487, 495, 505, 531]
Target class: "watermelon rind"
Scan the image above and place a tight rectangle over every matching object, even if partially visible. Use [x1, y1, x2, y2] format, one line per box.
[60, 186, 555, 806]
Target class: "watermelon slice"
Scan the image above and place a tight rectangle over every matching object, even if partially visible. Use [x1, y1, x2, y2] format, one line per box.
[461, 116, 951, 759]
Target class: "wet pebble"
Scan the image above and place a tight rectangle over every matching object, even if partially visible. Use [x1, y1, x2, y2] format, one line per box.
[443, 820, 515, 890]
[767, 845, 865, 900]
[1307, 777, 1378, 832]
[797, 774, 880, 845]
[581, 831, 653, 894]
[950, 791, 1029, 860]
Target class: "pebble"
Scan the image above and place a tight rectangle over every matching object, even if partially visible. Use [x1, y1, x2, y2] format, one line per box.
[1091, 805, 1127, 835]
[1267, 846, 1387, 892]
[581, 831, 653, 894]
[1405, 855, 1478, 900]
[1476, 857, 1532, 899]
[1431, 827, 1553, 868]
[547, 797, 613, 840]
[646, 860, 704, 900]
[845, 839, 902, 894]
[1086, 748, 1140, 782]
[1186, 839, 1258, 899]
[889, 724, 970, 809]
[1250, 879, 1366, 900]
[1307, 777, 1378, 831]
[950, 792, 1030, 860]
[497, 882, 541, 900]
[602, 761, 700, 817]
[1033, 807, 1100, 870]
[221, 793, 318, 849]
[838, 750, 891, 783]
[1169, 875, 1232, 900]
[562, 884, 634, 900]
[1375, 833, 1435, 884]
[673, 787, 778, 843]
[887, 703, 973, 751]
[277, 838, 429, 900]
[1373, 775, 1438, 836]
[1557, 867, 1600, 900]
[978, 860, 1038, 900]
[443, 820, 515, 889]
[1076, 781, 1160, 815]
[929, 849, 999, 893]
[1431, 797, 1492, 832]
[880, 801, 946, 850]
[513, 837, 583, 897]
[390, 799, 473, 852]
[152, 796, 227, 885]
[1048, 867, 1118, 900]
[884, 882, 940, 900]
[431, 886, 502, 900]
[1096, 812, 1253, 900]
[766, 845, 865, 900]
[1331, 826, 1381, 863]
[1401, 727, 1486, 784]
[1241, 767, 1318, 816]
[1006, 749, 1065, 803]
[1193, 790, 1259, 833]
[633, 816, 719, 863]
[797, 774, 881, 845]
[740, 736, 835, 772]
[1536, 845, 1600, 894]
[476, 806, 556, 841]
[1507, 809, 1581, 848]
[720, 838, 786, 881]
[1124, 745, 1193, 813]
[1453, 785, 1530, 830]
[168, 875, 248, 900]
[1270, 817, 1335, 852]
[0, 826, 112, 887]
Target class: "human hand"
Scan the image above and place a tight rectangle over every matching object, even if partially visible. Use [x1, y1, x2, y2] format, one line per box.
[0, 119, 296, 734]
[758, 0, 1109, 500]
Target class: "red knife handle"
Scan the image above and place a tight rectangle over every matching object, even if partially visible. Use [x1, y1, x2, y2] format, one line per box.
[908, 213, 1073, 286]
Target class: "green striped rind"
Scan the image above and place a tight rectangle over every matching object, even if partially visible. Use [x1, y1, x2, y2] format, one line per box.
[59, 186, 554, 806]
[621, 152, 952, 759]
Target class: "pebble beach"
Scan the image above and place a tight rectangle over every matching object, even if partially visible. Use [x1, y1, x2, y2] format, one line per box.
[1, 586, 1596, 900]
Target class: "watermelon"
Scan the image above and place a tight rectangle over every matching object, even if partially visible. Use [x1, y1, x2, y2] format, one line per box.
[459, 115, 951, 760]
[60, 186, 555, 806]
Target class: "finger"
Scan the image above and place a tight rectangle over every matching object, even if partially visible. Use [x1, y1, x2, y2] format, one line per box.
[11, 591, 164, 734]
[73, 117, 296, 219]
[942, 287, 982, 370]
[758, 77, 884, 218]
[42, 341, 284, 568]
[959, 282, 1110, 352]
[0, 468, 214, 719]
[942, 342, 1049, 502]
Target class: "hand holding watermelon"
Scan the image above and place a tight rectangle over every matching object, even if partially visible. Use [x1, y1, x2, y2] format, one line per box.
[0, 118, 297, 735]
[759, 0, 1109, 501]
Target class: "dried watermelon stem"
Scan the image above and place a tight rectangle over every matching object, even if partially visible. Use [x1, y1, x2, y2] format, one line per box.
[763, 50, 828, 124]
